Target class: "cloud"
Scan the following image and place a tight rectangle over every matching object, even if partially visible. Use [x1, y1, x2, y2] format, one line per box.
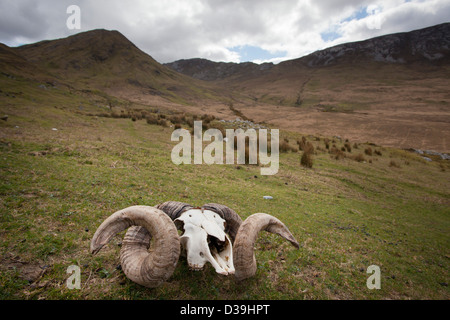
[0, 0, 449, 64]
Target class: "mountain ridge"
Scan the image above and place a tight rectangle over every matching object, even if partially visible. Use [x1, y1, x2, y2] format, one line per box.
[165, 22, 450, 81]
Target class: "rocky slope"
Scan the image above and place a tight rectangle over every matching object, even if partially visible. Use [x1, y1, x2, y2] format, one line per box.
[300, 22, 450, 67]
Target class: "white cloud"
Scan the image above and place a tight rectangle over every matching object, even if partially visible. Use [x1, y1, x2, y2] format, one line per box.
[0, 0, 449, 64]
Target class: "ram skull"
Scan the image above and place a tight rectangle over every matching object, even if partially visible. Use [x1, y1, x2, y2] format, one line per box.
[90, 201, 299, 288]
[175, 208, 234, 275]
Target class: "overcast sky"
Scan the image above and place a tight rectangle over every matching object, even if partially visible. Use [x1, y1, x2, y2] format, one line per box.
[1, 0, 449, 64]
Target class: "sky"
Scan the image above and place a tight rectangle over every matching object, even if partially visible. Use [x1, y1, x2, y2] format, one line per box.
[0, 0, 449, 64]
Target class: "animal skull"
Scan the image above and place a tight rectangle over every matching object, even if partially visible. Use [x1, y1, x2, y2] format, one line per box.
[90, 202, 299, 288]
[174, 209, 234, 275]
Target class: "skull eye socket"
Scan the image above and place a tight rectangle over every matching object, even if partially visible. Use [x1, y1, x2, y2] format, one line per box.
[199, 252, 204, 257]
[207, 235, 226, 253]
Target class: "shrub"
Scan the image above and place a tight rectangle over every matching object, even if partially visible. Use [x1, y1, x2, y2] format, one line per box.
[330, 146, 345, 160]
[300, 151, 313, 168]
[344, 143, 352, 152]
[352, 154, 366, 162]
[157, 119, 168, 127]
[364, 147, 373, 156]
[389, 160, 400, 168]
[201, 114, 215, 124]
[280, 140, 296, 153]
[305, 142, 314, 154]
[169, 114, 182, 124]
[146, 113, 159, 125]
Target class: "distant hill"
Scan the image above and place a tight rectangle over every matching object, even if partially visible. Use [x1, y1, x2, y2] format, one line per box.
[164, 58, 274, 81]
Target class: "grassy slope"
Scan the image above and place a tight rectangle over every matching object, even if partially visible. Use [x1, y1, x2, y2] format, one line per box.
[224, 59, 450, 110]
[0, 75, 449, 300]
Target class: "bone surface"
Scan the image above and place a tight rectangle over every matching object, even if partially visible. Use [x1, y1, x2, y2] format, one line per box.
[175, 209, 235, 275]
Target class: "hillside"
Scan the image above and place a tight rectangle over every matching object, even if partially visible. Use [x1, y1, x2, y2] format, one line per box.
[9, 29, 227, 107]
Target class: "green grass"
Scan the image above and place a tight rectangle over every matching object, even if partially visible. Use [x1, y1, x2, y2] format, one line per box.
[0, 84, 449, 300]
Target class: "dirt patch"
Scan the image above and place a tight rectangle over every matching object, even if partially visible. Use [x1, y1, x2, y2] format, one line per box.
[0, 256, 47, 283]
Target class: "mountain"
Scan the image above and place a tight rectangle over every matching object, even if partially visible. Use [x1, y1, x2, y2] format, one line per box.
[165, 23, 450, 81]
[164, 58, 273, 81]
[10, 29, 225, 105]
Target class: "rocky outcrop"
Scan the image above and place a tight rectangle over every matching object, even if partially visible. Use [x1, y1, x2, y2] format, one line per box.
[304, 23, 450, 66]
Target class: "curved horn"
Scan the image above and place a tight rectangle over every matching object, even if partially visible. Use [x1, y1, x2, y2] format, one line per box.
[90, 205, 180, 288]
[156, 201, 194, 220]
[233, 213, 299, 281]
[201, 203, 243, 243]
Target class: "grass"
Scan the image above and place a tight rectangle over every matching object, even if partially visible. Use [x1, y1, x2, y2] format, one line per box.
[0, 81, 449, 300]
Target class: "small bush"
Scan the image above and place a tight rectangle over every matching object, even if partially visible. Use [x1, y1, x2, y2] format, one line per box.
[169, 114, 182, 124]
[364, 147, 373, 156]
[146, 113, 159, 125]
[300, 151, 313, 168]
[389, 160, 400, 168]
[330, 146, 345, 160]
[352, 154, 366, 162]
[303, 141, 314, 154]
[280, 140, 297, 153]
[344, 143, 352, 152]
[201, 114, 215, 124]
[157, 119, 168, 127]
